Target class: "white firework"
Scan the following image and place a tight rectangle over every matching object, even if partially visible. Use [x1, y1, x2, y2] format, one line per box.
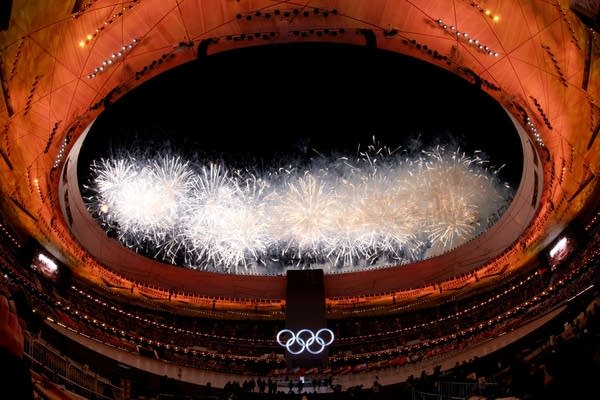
[88, 155, 194, 250]
[84, 142, 513, 274]
[271, 173, 339, 260]
[182, 163, 272, 270]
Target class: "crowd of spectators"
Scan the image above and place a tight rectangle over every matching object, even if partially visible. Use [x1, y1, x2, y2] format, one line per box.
[2, 226, 600, 383]
[1, 217, 600, 399]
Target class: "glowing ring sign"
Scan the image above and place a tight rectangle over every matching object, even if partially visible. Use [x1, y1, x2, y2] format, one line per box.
[276, 328, 335, 355]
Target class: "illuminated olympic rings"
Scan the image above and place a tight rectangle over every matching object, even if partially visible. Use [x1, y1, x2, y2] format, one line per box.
[276, 328, 335, 355]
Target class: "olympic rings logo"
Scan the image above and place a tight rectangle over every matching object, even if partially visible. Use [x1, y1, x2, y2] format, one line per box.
[276, 328, 335, 355]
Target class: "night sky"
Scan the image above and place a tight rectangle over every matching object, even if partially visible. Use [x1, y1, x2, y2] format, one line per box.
[79, 42, 523, 188]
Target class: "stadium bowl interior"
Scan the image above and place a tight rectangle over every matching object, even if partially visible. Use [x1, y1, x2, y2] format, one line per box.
[1, 0, 599, 398]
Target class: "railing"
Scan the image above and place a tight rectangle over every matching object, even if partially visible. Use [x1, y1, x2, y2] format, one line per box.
[24, 332, 123, 400]
[411, 381, 500, 400]
[411, 391, 464, 400]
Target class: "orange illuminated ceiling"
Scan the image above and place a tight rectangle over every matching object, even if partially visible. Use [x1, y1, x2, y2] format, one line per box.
[0, 1, 599, 305]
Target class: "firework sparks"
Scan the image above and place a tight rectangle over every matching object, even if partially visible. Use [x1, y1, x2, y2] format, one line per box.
[84, 142, 513, 274]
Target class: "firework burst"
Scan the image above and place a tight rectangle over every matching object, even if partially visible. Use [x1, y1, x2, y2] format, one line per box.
[84, 141, 513, 274]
